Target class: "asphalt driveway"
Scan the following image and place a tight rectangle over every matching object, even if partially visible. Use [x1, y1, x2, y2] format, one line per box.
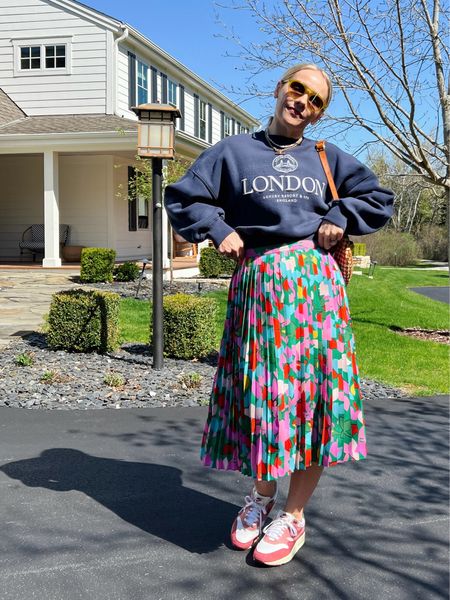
[0, 395, 448, 600]
[410, 286, 449, 304]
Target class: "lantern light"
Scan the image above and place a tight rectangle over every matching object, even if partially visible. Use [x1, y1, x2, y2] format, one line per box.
[131, 103, 181, 159]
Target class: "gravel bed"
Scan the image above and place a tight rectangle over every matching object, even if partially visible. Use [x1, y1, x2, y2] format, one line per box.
[0, 334, 217, 410]
[82, 277, 230, 299]
[0, 279, 407, 410]
[0, 335, 407, 411]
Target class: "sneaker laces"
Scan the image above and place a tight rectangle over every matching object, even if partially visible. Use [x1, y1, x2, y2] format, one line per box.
[263, 512, 299, 540]
[239, 492, 272, 528]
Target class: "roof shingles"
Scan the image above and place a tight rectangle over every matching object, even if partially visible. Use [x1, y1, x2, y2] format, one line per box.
[0, 114, 138, 135]
[0, 89, 27, 126]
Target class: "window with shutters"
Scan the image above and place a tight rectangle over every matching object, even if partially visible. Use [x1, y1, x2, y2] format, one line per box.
[199, 99, 207, 140]
[137, 61, 148, 104]
[168, 79, 177, 106]
[137, 195, 149, 229]
[224, 115, 232, 137]
[128, 167, 149, 231]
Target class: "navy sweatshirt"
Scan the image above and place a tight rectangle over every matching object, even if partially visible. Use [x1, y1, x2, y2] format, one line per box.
[164, 131, 394, 248]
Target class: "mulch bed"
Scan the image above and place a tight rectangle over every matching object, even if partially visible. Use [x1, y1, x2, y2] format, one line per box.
[396, 327, 449, 345]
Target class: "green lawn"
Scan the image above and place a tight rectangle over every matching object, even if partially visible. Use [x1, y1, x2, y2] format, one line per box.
[347, 268, 448, 396]
[119, 297, 151, 344]
[119, 268, 449, 396]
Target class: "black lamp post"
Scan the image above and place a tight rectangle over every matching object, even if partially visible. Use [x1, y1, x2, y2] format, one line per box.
[131, 103, 181, 369]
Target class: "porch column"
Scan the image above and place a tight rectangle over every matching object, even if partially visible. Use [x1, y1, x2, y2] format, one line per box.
[42, 150, 61, 268]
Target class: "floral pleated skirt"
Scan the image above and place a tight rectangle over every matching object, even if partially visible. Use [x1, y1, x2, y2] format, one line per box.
[200, 239, 367, 481]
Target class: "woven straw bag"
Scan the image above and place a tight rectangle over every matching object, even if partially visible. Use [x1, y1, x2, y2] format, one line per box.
[315, 141, 354, 285]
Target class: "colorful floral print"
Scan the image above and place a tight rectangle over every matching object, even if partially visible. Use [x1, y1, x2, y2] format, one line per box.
[200, 240, 367, 481]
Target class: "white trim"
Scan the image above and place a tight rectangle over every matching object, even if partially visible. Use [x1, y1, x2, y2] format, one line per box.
[0, 131, 137, 153]
[113, 26, 129, 115]
[106, 30, 115, 114]
[0, 128, 211, 155]
[47, 0, 121, 31]
[12, 37, 72, 77]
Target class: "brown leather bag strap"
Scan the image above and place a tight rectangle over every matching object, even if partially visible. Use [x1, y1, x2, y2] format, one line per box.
[315, 140, 339, 201]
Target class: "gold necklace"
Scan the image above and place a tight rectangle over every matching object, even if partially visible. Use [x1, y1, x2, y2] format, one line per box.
[264, 126, 303, 155]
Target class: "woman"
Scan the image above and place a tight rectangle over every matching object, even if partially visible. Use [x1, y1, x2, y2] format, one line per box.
[164, 63, 393, 567]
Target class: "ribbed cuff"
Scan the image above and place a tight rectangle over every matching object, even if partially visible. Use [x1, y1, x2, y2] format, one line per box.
[207, 218, 235, 248]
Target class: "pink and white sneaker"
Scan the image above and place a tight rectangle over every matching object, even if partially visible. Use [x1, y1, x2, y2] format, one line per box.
[230, 487, 277, 550]
[253, 510, 306, 566]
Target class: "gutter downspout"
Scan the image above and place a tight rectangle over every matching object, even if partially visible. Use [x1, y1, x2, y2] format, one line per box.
[113, 25, 129, 115]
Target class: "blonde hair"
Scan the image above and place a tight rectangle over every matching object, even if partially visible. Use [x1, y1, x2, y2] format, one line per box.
[279, 63, 333, 108]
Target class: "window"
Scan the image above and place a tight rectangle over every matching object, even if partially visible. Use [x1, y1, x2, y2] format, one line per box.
[20, 46, 40, 70]
[168, 79, 177, 106]
[138, 195, 149, 229]
[128, 167, 149, 231]
[199, 99, 207, 140]
[224, 115, 232, 137]
[13, 37, 71, 76]
[45, 45, 66, 69]
[137, 61, 148, 105]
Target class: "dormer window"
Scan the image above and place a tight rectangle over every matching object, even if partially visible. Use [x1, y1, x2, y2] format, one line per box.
[13, 37, 71, 76]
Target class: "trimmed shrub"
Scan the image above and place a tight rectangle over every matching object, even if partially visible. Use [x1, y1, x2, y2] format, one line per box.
[149, 293, 218, 359]
[353, 242, 366, 256]
[113, 261, 140, 282]
[47, 289, 120, 353]
[199, 246, 236, 278]
[80, 247, 116, 283]
[417, 225, 448, 261]
[352, 230, 419, 266]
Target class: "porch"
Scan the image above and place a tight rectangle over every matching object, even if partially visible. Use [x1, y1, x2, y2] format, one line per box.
[0, 113, 205, 270]
[0, 255, 199, 279]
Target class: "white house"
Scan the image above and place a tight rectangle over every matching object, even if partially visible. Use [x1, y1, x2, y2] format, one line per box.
[0, 0, 259, 267]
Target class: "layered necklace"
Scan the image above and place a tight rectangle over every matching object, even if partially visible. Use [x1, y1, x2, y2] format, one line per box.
[264, 119, 303, 155]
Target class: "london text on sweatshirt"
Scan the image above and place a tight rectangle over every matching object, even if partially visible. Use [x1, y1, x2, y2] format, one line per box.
[164, 131, 394, 248]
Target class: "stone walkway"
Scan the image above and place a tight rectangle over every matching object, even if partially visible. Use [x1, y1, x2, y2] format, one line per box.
[0, 269, 81, 348]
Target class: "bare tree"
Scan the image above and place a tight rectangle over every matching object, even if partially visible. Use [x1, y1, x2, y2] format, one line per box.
[368, 153, 446, 234]
[218, 0, 449, 204]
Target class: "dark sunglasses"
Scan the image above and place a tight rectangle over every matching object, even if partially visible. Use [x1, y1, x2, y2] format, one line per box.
[282, 79, 328, 111]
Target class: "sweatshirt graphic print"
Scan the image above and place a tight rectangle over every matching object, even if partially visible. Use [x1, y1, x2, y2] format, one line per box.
[164, 131, 394, 248]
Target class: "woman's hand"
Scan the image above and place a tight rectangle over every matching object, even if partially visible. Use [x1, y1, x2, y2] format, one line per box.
[317, 220, 344, 250]
[217, 231, 245, 261]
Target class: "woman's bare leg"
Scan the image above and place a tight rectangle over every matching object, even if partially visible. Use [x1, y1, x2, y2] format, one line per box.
[283, 464, 324, 519]
[254, 480, 277, 497]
